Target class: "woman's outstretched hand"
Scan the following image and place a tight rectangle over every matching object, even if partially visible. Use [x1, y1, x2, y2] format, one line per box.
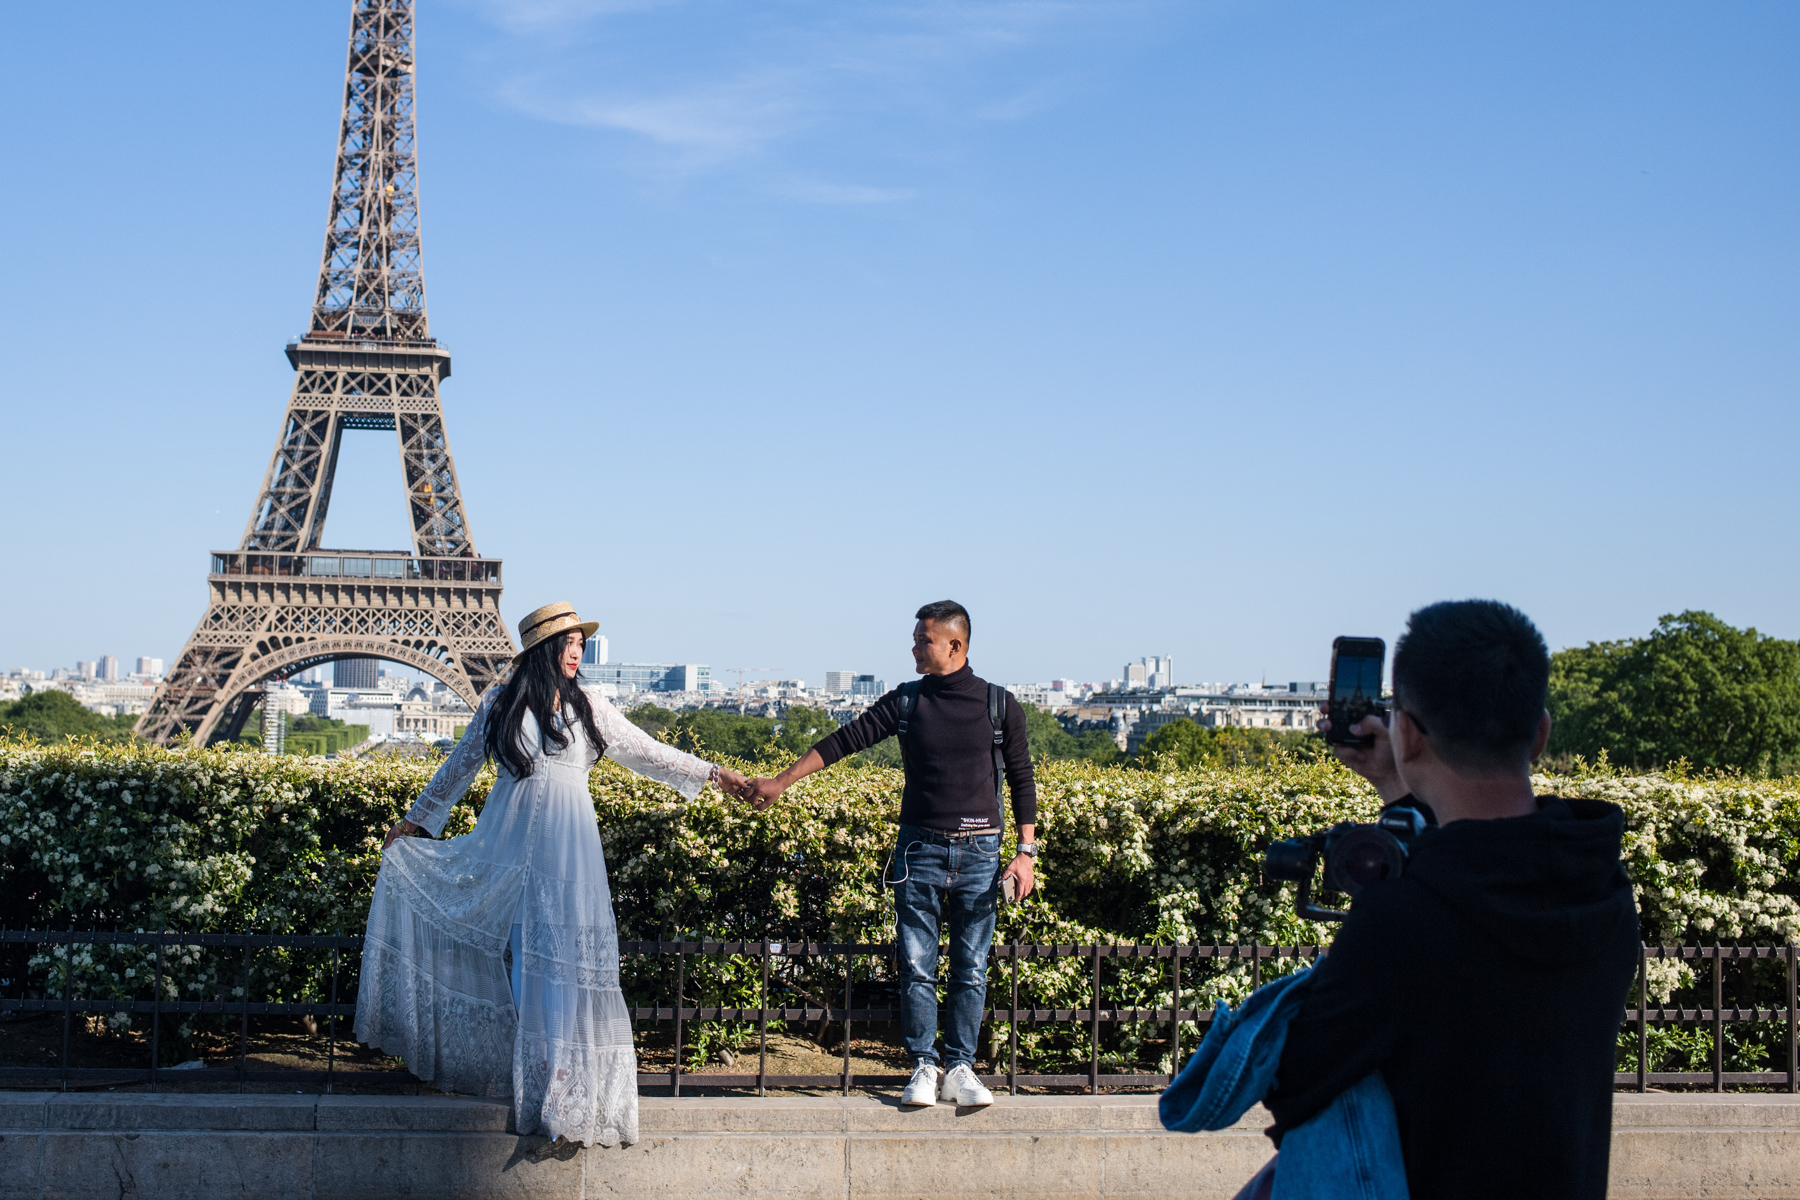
[715, 765, 753, 799]
[382, 820, 420, 851]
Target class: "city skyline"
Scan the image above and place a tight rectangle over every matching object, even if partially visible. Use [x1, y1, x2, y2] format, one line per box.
[2, 3, 1795, 696]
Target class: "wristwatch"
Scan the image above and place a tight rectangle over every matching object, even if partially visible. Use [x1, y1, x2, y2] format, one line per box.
[1017, 842, 1039, 859]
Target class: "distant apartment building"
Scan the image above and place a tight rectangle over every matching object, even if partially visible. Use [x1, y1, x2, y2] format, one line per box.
[97, 655, 119, 682]
[1007, 684, 1068, 709]
[824, 670, 856, 694]
[578, 656, 710, 695]
[393, 699, 463, 740]
[135, 657, 164, 678]
[1008, 678, 1093, 708]
[67, 680, 161, 717]
[1107, 681, 1330, 754]
[850, 674, 884, 698]
[76, 661, 96, 680]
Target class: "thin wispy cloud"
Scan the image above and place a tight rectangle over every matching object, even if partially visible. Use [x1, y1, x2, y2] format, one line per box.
[770, 179, 920, 206]
[499, 69, 807, 167]
[461, 0, 678, 36]
[463, 0, 1165, 195]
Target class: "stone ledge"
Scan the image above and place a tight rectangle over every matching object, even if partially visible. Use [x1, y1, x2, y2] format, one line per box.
[0, 1092, 1795, 1199]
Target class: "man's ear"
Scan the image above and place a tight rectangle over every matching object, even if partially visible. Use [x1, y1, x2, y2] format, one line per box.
[1392, 708, 1428, 764]
[1530, 711, 1551, 762]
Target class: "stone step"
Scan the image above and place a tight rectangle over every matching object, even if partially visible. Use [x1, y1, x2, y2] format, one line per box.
[0, 1090, 1793, 1199]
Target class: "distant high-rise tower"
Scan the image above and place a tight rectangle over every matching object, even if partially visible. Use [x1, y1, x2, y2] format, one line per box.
[335, 658, 380, 690]
[1123, 656, 1174, 690]
[580, 635, 610, 668]
[137, 0, 515, 746]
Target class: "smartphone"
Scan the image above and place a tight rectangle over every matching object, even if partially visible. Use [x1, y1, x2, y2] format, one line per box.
[1001, 875, 1018, 904]
[1326, 637, 1387, 747]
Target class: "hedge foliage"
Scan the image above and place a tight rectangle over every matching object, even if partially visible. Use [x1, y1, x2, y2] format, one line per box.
[3, 735, 1799, 1072]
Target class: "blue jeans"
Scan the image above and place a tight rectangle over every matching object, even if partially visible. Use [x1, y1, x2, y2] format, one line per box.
[887, 824, 1002, 1071]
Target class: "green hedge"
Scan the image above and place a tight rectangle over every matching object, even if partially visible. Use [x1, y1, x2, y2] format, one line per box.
[3, 736, 1798, 1072]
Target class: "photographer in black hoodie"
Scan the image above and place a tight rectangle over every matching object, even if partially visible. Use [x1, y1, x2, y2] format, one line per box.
[1268, 600, 1639, 1200]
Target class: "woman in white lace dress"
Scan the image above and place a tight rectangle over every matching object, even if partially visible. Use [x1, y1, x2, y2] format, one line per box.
[355, 602, 748, 1146]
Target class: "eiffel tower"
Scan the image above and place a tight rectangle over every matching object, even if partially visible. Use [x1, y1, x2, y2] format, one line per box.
[138, 0, 514, 747]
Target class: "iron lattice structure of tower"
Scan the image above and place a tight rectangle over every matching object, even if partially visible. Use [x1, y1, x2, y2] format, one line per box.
[138, 0, 514, 747]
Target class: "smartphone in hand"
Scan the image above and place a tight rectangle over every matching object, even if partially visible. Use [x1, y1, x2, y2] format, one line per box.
[1326, 637, 1387, 748]
[1002, 875, 1018, 904]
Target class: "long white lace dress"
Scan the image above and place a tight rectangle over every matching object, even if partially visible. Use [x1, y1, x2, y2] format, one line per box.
[355, 686, 714, 1146]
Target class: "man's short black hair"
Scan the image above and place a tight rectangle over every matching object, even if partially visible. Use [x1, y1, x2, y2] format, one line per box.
[1392, 599, 1549, 774]
[915, 600, 971, 640]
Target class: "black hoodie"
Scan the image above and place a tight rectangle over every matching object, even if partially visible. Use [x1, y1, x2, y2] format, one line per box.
[1266, 797, 1640, 1200]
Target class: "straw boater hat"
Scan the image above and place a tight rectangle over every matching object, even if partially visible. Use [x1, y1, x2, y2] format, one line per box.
[512, 602, 599, 665]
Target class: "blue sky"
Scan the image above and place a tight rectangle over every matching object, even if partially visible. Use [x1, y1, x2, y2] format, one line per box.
[2, 1, 1795, 691]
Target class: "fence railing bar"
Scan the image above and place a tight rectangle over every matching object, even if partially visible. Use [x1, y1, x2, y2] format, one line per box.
[1171, 947, 1182, 1080]
[1636, 943, 1647, 1093]
[1009, 935, 1019, 1098]
[1713, 942, 1724, 1093]
[150, 927, 164, 1089]
[757, 941, 770, 1098]
[60, 921, 73, 1094]
[0, 930, 363, 949]
[238, 940, 252, 1085]
[673, 943, 687, 1098]
[2, 999, 360, 1017]
[1089, 944, 1100, 1096]
[326, 935, 340, 1096]
[1789, 944, 1797, 1095]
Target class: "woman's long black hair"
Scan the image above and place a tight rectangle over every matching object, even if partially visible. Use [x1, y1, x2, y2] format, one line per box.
[484, 630, 607, 779]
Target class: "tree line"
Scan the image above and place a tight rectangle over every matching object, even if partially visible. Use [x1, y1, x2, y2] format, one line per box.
[7, 609, 1795, 776]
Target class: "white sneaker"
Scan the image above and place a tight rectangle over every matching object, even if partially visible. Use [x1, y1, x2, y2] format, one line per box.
[900, 1062, 942, 1108]
[939, 1063, 994, 1107]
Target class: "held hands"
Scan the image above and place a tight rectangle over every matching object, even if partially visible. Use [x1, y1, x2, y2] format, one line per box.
[1001, 853, 1035, 902]
[735, 750, 822, 813]
[742, 776, 787, 812]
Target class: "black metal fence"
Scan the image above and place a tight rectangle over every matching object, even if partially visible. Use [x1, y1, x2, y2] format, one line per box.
[3, 929, 1795, 1095]
[0, 929, 383, 1092]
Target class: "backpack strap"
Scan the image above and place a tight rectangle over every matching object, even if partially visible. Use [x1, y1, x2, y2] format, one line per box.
[895, 680, 922, 752]
[988, 682, 1008, 830]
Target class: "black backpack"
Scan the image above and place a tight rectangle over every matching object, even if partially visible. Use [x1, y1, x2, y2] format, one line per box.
[894, 679, 1009, 831]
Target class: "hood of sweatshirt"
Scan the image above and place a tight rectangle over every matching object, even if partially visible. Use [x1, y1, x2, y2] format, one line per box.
[1402, 797, 1639, 968]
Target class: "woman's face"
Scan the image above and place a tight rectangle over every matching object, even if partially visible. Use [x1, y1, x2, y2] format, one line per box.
[559, 631, 583, 680]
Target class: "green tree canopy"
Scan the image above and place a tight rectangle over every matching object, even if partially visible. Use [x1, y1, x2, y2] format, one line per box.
[775, 706, 839, 754]
[0, 690, 139, 743]
[1021, 704, 1121, 765]
[1547, 610, 1800, 774]
[1136, 719, 1328, 769]
[624, 703, 843, 761]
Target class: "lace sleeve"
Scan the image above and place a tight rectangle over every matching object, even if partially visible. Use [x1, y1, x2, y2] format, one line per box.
[588, 690, 715, 800]
[404, 688, 497, 836]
